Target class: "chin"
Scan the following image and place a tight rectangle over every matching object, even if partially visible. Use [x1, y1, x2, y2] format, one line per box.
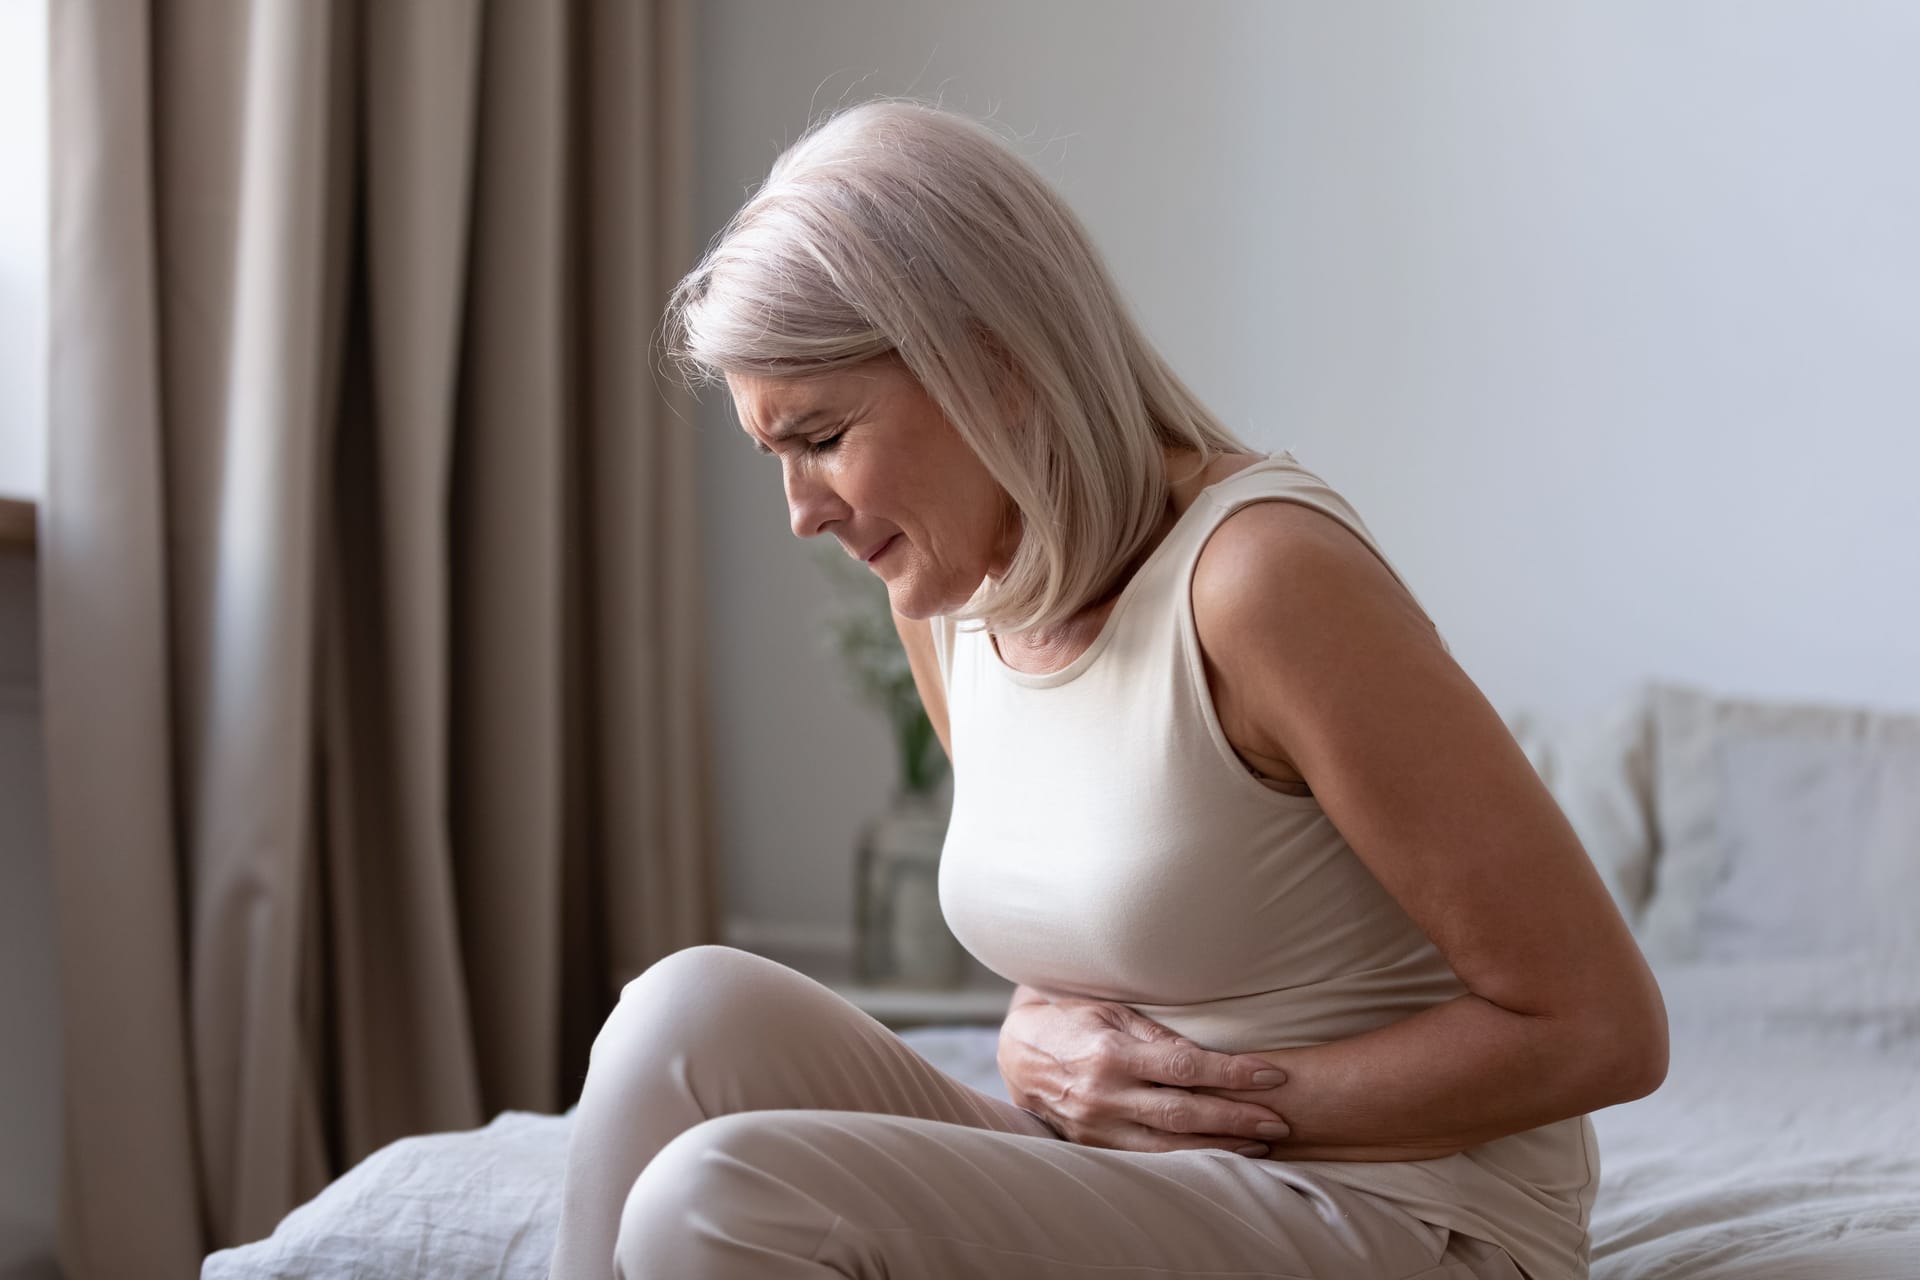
[886, 589, 937, 621]
[885, 576, 964, 622]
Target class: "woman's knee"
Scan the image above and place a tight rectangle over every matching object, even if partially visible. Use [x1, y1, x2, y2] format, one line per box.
[588, 944, 815, 1073]
[613, 1113, 839, 1272]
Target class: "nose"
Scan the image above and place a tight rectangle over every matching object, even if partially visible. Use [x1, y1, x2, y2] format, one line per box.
[783, 462, 851, 540]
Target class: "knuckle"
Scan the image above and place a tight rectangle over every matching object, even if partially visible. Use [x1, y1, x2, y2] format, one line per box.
[1069, 1047, 1109, 1083]
[1163, 1049, 1200, 1083]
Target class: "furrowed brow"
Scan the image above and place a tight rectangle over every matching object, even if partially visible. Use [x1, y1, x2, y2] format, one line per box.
[747, 407, 830, 455]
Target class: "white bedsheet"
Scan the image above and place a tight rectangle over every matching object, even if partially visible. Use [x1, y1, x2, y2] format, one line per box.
[202, 947, 1920, 1278]
[1585, 945, 1920, 1279]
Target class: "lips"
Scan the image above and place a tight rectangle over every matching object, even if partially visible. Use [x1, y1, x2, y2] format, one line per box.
[863, 535, 897, 563]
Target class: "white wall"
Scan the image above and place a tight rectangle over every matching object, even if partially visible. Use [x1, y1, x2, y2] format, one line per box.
[693, 1, 1920, 957]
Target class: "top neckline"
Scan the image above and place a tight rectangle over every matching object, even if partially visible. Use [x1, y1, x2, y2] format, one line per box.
[983, 450, 1290, 689]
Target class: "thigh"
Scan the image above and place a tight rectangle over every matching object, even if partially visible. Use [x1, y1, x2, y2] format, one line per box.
[552, 946, 1054, 1278]
[576, 944, 1052, 1137]
[618, 1108, 1510, 1280]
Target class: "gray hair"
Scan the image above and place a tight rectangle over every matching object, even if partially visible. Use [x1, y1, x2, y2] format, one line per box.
[660, 97, 1253, 636]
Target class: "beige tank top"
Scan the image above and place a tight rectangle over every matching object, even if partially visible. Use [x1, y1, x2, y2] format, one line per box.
[931, 450, 1599, 1280]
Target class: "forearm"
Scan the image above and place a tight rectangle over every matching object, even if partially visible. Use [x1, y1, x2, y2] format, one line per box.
[1199, 992, 1644, 1161]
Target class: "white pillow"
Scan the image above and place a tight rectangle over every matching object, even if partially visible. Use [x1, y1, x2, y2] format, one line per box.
[1538, 683, 1661, 929]
[1640, 682, 1920, 964]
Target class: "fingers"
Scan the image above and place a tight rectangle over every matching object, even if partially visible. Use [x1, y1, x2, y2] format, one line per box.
[1109, 1005, 1186, 1043]
[1120, 1036, 1287, 1094]
[1099, 1120, 1274, 1158]
[1006, 1001, 1290, 1153]
[1119, 1083, 1291, 1143]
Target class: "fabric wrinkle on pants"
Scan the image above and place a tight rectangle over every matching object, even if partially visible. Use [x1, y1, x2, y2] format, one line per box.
[546, 944, 1526, 1279]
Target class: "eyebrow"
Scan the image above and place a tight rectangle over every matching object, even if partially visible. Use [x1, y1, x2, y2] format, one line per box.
[746, 408, 830, 455]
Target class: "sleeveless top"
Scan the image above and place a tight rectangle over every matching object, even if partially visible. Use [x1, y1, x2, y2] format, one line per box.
[930, 450, 1600, 1280]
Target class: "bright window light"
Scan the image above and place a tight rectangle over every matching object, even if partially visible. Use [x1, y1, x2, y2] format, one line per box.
[0, 0, 48, 501]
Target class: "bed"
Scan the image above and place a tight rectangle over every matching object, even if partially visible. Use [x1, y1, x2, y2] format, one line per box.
[203, 681, 1920, 1278]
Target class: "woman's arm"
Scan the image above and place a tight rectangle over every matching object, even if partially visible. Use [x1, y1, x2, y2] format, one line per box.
[1196, 990, 1651, 1161]
[1187, 500, 1669, 1160]
[891, 609, 952, 761]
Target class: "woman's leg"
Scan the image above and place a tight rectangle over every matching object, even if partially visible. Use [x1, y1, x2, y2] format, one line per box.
[548, 944, 1521, 1280]
[547, 944, 1053, 1279]
[616, 1109, 1524, 1279]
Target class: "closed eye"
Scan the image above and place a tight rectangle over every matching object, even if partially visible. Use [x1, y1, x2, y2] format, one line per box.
[748, 427, 846, 458]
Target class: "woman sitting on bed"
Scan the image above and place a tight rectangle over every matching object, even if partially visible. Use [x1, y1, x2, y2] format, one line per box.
[546, 97, 1669, 1280]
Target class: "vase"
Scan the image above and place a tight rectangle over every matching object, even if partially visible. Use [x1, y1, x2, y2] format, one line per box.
[853, 787, 969, 988]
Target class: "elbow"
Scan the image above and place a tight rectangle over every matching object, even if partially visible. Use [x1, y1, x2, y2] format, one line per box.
[1547, 946, 1671, 1111]
[1634, 1012, 1671, 1100]
[1585, 993, 1670, 1109]
[1610, 1026, 1668, 1106]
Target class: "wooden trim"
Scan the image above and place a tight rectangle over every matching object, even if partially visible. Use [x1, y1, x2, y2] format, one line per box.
[0, 497, 36, 553]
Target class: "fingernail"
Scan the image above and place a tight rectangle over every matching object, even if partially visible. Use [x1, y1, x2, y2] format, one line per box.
[1256, 1121, 1290, 1139]
[1235, 1142, 1269, 1157]
[1251, 1069, 1286, 1086]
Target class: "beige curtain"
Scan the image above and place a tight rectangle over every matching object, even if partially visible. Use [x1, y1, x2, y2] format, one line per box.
[43, 2, 718, 1276]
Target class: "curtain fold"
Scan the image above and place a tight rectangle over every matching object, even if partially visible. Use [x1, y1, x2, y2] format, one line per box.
[44, 2, 718, 1275]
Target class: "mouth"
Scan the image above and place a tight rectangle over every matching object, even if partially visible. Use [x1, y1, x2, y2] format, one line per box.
[864, 535, 898, 564]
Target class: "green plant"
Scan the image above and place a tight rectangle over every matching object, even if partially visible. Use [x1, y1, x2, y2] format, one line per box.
[812, 544, 950, 796]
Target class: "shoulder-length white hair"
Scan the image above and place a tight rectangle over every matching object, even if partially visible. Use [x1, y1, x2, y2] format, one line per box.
[661, 97, 1254, 636]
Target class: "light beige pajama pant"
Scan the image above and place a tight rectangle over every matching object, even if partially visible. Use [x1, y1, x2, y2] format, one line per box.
[546, 945, 1525, 1279]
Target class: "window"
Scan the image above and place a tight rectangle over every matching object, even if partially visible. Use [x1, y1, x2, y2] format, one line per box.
[0, 0, 48, 501]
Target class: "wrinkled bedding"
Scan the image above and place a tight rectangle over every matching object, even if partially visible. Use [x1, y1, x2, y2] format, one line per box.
[1585, 946, 1920, 1279]
[203, 948, 1920, 1278]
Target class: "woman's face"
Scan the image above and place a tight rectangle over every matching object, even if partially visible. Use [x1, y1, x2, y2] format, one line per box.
[727, 355, 1017, 619]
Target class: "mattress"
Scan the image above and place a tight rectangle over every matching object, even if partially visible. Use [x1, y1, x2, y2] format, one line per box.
[202, 946, 1920, 1279]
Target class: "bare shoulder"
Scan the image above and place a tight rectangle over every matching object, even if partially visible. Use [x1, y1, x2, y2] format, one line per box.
[1190, 500, 1446, 768]
[1192, 499, 1440, 653]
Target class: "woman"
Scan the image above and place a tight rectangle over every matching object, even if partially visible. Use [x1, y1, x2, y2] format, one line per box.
[547, 98, 1667, 1280]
